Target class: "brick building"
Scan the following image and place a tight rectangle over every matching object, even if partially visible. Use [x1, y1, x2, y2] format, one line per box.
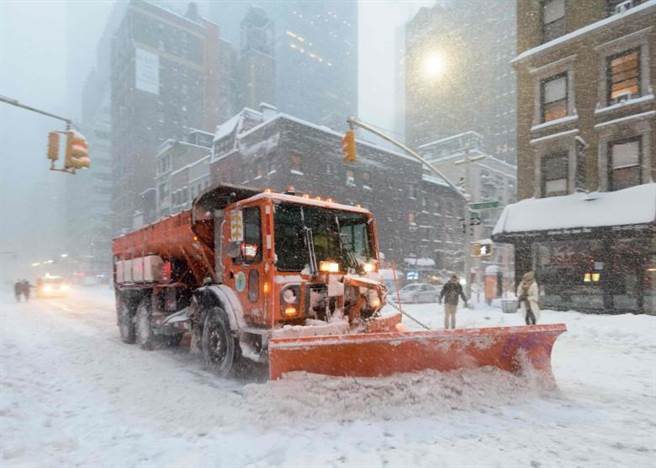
[110, 1, 233, 234]
[494, 0, 656, 313]
[208, 106, 466, 272]
[154, 128, 213, 220]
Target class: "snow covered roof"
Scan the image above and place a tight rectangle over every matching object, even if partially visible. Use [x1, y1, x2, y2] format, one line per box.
[492, 184, 656, 239]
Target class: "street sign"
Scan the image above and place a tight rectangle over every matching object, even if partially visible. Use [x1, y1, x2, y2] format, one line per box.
[469, 200, 500, 210]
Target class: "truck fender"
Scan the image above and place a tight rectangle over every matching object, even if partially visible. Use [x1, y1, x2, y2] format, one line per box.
[194, 285, 247, 333]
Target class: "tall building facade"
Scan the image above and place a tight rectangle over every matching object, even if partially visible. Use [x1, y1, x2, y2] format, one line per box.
[493, 0, 656, 314]
[209, 1, 358, 130]
[405, 0, 517, 164]
[237, 7, 276, 109]
[110, 0, 233, 234]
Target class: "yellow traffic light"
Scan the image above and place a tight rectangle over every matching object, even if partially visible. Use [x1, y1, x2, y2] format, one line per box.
[342, 129, 356, 162]
[64, 130, 90, 170]
[47, 132, 60, 161]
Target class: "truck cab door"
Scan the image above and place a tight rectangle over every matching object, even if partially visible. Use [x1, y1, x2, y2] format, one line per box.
[224, 206, 267, 325]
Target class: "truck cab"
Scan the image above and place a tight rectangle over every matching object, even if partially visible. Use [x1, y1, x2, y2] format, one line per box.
[113, 184, 393, 376]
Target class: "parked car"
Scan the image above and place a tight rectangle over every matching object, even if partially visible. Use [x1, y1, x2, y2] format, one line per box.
[36, 275, 70, 298]
[397, 283, 440, 304]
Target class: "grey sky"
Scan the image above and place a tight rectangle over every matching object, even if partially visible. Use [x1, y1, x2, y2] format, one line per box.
[0, 0, 429, 277]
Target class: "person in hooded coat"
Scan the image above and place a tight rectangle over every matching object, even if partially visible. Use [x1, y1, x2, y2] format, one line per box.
[517, 271, 540, 325]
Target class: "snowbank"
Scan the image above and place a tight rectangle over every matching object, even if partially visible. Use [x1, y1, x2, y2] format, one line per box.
[1, 288, 655, 467]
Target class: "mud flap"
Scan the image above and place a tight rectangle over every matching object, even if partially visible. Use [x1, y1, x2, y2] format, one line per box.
[268, 324, 566, 382]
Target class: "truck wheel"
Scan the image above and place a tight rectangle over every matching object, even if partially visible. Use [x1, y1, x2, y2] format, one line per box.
[166, 334, 184, 347]
[117, 297, 135, 344]
[135, 300, 155, 350]
[201, 306, 240, 377]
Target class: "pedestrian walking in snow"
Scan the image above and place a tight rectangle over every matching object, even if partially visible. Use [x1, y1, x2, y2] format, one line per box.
[14, 281, 22, 302]
[439, 274, 468, 329]
[517, 271, 540, 325]
[21, 280, 32, 302]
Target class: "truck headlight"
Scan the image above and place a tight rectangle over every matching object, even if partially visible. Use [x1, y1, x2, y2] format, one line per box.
[319, 261, 339, 273]
[283, 306, 298, 318]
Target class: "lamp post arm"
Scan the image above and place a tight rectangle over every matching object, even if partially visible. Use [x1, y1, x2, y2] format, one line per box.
[346, 116, 467, 200]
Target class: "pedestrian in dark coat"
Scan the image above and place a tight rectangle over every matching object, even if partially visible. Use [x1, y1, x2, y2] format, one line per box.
[439, 274, 468, 329]
[21, 280, 31, 302]
[14, 281, 22, 302]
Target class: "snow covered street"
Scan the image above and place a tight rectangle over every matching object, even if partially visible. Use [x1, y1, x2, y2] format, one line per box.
[1, 287, 655, 467]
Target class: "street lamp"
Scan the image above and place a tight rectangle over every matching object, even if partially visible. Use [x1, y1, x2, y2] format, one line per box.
[422, 51, 448, 80]
[60, 253, 68, 258]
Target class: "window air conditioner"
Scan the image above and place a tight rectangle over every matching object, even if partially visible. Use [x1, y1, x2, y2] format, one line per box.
[614, 0, 637, 14]
[611, 90, 633, 104]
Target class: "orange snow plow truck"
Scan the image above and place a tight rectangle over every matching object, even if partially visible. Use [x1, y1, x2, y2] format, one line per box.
[113, 184, 566, 381]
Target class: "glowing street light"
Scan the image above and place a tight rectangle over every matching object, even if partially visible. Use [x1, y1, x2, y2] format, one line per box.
[32, 262, 41, 267]
[422, 51, 448, 80]
[60, 253, 68, 258]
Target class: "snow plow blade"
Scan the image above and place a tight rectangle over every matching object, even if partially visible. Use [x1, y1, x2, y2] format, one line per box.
[269, 324, 566, 382]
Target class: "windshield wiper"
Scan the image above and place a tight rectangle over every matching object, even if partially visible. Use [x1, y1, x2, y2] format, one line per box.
[301, 208, 318, 276]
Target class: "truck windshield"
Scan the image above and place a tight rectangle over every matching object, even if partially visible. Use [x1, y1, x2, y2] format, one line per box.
[274, 203, 372, 272]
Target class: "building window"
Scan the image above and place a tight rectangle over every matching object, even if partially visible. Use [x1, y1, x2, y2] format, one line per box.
[609, 137, 641, 191]
[607, 48, 641, 104]
[326, 163, 333, 175]
[542, 152, 569, 197]
[607, 0, 646, 16]
[542, 0, 565, 43]
[408, 211, 416, 225]
[290, 152, 303, 174]
[345, 169, 355, 186]
[541, 73, 568, 122]
[408, 185, 417, 199]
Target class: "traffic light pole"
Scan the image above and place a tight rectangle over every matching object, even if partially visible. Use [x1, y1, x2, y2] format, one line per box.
[0, 94, 72, 129]
[0, 94, 80, 173]
[346, 117, 466, 199]
[346, 117, 475, 298]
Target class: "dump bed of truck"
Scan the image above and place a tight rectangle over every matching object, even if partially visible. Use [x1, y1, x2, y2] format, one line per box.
[112, 210, 215, 286]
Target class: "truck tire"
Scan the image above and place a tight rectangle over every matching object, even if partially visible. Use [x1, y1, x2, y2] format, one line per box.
[117, 296, 135, 344]
[201, 306, 241, 377]
[166, 334, 184, 347]
[135, 299, 155, 350]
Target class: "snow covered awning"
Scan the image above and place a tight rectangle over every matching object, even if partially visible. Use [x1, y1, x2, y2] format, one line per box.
[492, 184, 656, 241]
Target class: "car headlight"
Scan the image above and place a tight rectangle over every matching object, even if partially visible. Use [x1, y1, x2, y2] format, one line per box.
[43, 285, 53, 293]
[61, 284, 70, 291]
